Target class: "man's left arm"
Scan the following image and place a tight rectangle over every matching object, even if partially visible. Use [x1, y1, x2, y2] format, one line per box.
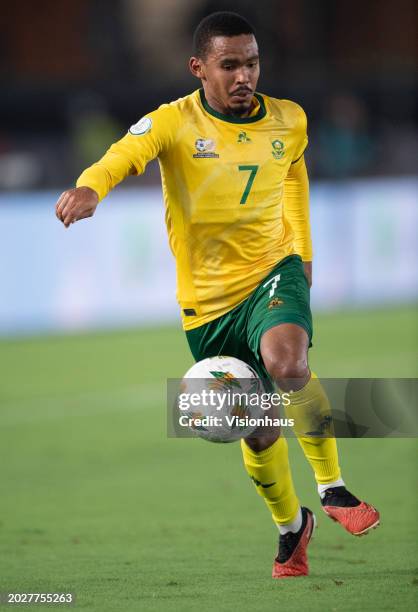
[283, 155, 313, 287]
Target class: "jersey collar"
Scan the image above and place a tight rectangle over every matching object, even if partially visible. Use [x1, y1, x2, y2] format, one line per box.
[199, 89, 266, 124]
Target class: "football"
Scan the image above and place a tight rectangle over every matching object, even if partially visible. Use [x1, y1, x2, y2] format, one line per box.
[178, 356, 265, 443]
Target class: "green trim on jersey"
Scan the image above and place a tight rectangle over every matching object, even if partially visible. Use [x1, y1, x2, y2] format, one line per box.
[199, 89, 267, 124]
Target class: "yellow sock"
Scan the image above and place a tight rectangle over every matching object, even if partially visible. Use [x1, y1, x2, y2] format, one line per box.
[240, 435, 300, 525]
[284, 372, 341, 485]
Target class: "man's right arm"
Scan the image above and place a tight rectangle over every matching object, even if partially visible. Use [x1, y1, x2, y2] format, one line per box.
[55, 105, 176, 228]
[56, 137, 139, 227]
[55, 185, 100, 228]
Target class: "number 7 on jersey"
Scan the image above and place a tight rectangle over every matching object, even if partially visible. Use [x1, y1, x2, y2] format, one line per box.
[238, 165, 259, 204]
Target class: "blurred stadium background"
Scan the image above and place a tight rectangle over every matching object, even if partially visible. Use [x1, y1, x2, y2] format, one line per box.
[0, 1, 417, 611]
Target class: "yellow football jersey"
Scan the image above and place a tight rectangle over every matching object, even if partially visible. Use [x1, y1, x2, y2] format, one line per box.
[76, 88, 312, 330]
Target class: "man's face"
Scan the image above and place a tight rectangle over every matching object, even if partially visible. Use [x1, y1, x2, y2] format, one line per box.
[190, 34, 260, 116]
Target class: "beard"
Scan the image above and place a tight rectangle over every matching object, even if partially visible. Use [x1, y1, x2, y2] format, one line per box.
[228, 98, 254, 117]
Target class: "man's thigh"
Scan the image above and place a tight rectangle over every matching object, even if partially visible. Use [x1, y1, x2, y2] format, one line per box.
[246, 255, 313, 364]
[185, 255, 312, 384]
[185, 303, 265, 379]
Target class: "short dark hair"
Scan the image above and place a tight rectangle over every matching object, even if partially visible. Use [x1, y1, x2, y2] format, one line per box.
[193, 11, 255, 59]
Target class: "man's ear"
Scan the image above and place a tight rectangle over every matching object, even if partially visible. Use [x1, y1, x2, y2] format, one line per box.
[189, 57, 205, 80]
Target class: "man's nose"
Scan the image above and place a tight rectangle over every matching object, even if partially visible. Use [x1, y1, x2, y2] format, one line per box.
[235, 67, 250, 84]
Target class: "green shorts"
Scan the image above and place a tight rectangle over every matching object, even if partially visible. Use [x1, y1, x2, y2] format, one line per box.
[186, 255, 312, 385]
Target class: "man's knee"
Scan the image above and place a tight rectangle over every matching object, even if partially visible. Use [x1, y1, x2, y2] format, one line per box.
[244, 428, 281, 452]
[260, 324, 310, 389]
[264, 356, 308, 383]
[261, 334, 308, 381]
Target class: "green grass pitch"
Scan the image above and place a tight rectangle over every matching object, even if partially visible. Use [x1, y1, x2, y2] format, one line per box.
[0, 305, 417, 611]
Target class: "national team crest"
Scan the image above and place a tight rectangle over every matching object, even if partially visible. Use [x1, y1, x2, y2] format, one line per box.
[193, 138, 219, 158]
[271, 139, 285, 159]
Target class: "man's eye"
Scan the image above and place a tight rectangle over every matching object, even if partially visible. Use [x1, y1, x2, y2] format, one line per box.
[223, 65, 233, 71]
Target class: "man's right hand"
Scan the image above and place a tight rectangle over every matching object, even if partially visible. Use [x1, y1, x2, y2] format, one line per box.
[55, 186, 99, 228]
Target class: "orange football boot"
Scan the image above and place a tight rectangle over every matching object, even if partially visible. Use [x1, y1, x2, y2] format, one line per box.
[272, 507, 316, 578]
[322, 487, 380, 536]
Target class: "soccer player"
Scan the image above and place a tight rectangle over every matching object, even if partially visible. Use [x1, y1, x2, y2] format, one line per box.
[55, 12, 380, 578]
